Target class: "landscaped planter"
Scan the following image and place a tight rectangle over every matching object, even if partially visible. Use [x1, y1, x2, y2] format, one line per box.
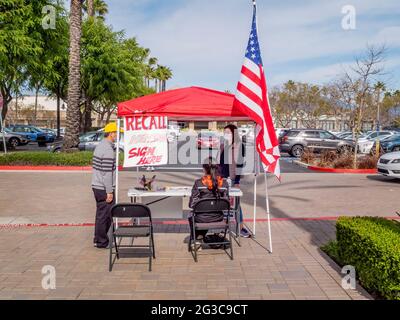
[294, 160, 377, 174]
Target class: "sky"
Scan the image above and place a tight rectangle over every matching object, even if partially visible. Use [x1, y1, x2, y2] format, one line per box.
[104, 0, 400, 92]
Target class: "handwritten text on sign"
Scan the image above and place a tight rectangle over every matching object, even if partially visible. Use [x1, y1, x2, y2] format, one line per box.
[123, 116, 168, 167]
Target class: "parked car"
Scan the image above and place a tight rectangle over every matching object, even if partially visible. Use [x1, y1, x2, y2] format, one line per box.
[47, 131, 124, 153]
[377, 151, 400, 178]
[356, 131, 394, 143]
[196, 131, 220, 149]
[7, 125, 55, 146]
[275, 128, 290, 138]
[279, 129, 355, 157]
[40, 128, 57, 135]
[337, 131, 353, 139]
[382, 126, 400, 132]
[0, 128, 30, 147]
[239, 126, 255, 145]
[168, 124, 181, 140]
[372, 134, 400, 154]
[359, 134, 392, 154]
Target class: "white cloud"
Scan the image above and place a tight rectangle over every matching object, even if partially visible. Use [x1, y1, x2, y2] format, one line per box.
[106, 0, 400, 90]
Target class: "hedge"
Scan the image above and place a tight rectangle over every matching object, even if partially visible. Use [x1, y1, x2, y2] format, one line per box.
[333, 217, 400, 300]
[0, 151, 95, 166]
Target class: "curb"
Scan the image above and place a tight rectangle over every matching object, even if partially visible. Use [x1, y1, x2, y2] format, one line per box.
[293, 160, 377, 174]
[0, 165, 92, 171]
[0, 165, 124, 171]
[1, 216, 399, 229]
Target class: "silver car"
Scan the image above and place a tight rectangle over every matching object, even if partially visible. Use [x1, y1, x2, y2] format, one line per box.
[0, 128, 30, 148]
[279, 129, 355, 157]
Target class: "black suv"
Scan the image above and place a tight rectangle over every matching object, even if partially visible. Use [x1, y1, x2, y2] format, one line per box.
[279, 129, 355, 157]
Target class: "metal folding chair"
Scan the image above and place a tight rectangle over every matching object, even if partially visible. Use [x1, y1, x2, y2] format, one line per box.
[188, 198, 233, 262]
[109, 203, 155, 272]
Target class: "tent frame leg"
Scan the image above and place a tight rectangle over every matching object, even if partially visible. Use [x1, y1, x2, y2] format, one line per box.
[265, 172, 273, 254]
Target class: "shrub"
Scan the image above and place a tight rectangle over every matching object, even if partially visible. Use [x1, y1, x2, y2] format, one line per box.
[357, 155, 379, 169]
[318, 151, 338, 167]
[332, 152, 353, 169]
[0, 151, 94, 166]
[335, 217, 400, 300]
[300, 148, 315, 164]
[300, 150, 377, 169]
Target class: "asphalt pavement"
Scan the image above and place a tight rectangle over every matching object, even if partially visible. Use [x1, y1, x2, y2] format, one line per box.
[9, 134, 308, 173]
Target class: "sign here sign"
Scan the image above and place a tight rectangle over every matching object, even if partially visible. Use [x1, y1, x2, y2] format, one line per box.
[123, 116, 168, 167]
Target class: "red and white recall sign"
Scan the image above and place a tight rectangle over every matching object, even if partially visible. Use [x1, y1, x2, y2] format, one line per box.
[123, 116, 168, 167]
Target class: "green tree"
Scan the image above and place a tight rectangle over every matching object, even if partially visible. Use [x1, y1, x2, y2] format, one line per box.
[43, 7, 69, 137]
[80, 20, 150, 131]
[0, 0, 47, 123]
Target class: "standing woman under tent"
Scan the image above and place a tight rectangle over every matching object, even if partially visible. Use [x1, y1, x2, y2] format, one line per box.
[218, 124, 251, 238]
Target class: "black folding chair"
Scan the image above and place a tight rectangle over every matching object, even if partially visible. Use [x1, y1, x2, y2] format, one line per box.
[109, 203, 155, 272]
[188, 198, 233, 262]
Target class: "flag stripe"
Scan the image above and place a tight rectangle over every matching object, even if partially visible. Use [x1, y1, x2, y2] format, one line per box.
[243, 58, 260, 78]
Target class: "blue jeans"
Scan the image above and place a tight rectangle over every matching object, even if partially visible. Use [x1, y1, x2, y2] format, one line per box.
[238, 205, 244, 224]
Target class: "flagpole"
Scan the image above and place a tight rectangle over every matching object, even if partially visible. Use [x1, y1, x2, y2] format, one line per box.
[265, 172, 273, 253]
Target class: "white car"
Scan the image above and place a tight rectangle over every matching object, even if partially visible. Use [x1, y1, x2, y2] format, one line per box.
[358, 135, 393, 154]
[357, 131, 394, 143]
[377, 151, 400, 178]
[356, 131, 395, 152]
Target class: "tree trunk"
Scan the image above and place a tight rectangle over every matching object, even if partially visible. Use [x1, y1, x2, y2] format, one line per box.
[106, 110, 112, 123]
[56, 93, 61, 138]
[87, 0, 95, 17]
[84, 97, 92, 132]
[34, 85, 39, 126]
[63, 0, 82, 150]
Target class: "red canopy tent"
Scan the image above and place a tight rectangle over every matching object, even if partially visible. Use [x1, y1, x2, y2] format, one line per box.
[116, 86, 272, 245]
[117, 86, 249, 121]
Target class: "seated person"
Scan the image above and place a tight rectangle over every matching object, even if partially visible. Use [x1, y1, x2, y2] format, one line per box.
[188, 158, 229, 245]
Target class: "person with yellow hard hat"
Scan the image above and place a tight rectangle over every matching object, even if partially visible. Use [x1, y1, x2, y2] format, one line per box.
[91, 122, 120, 248]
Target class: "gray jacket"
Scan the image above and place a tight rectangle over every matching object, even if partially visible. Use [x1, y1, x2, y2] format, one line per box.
[91, 139, 116, 193]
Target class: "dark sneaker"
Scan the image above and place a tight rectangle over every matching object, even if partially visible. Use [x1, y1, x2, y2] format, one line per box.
[240, 228, 251, 238]
[94, 243, 108, 249]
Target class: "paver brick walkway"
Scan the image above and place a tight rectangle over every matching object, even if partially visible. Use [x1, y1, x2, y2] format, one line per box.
[0, 221, 371, 300]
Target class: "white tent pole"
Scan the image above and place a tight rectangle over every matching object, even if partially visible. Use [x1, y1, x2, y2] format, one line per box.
[253, 173, 257, 236]
[252, 124, 258, 236]
[264, 172, 273, 253]
[115, 118, 121, 204]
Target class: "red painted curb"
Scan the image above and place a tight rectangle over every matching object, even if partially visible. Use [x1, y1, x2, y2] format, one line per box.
[0, 165, 124, 171]
[296, 161, 377, 174]
[1, 216, 399, 229]
[307, 165, 377, 174]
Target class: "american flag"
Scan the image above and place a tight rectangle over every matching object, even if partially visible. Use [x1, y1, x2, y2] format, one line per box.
[233, 2, 280, 179]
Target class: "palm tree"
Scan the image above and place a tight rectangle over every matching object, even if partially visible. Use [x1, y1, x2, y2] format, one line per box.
[86, 0, 94, 16]
[83, 0, 108, 19]
[154, 65, 173, 92]
[374, 81, 386, 131]
[63, 0, 83, 150]
[146, 57, 157, 89]
[161, 66, 172, 92]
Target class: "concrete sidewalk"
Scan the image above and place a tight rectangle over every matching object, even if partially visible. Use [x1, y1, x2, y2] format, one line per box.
[0, 220, 370, 300]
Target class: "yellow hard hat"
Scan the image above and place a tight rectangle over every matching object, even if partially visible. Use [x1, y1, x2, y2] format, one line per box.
[104, 122, 123, 133]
